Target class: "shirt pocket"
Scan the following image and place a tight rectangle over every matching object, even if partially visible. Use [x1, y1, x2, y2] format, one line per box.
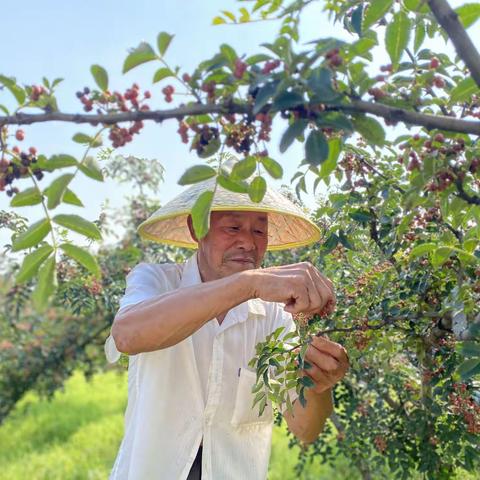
[231, 367, 273, 428]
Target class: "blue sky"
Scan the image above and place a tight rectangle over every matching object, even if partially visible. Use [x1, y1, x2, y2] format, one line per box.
[0, 0, 476, 252]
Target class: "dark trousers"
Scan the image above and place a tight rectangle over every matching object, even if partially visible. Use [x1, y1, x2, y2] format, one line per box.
[187, 445, 202, 480]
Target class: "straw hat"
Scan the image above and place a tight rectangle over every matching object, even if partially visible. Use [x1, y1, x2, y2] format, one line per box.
[137, 177, 321, 251]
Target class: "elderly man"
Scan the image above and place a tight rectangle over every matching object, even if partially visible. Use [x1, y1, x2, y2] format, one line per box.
[105, 178, 349, 479]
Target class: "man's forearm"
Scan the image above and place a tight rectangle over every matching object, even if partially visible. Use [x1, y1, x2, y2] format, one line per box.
[112, 270, 255, 354]
[284, 387, 334, 444]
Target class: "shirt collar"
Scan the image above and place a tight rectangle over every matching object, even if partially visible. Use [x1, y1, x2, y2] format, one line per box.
[179, 252, 266, 322]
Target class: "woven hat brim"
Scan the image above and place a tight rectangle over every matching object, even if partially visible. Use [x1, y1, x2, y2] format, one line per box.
[136, 178, 321, 251]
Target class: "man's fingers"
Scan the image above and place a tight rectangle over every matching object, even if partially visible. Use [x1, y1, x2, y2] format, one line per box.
[304, 345, 340, 372]
[311, 336, 349, 365]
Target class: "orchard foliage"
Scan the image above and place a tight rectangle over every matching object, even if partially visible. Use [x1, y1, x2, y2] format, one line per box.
[1, 0, 480, 478]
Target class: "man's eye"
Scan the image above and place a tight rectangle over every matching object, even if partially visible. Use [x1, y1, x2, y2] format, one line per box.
[254, 230, 266, 235]
[227, 226, 240, 231]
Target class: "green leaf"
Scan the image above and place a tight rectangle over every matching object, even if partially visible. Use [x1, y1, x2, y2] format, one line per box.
[60, 243, 101, 276]
[352, 115, 385, 146]
[191, 190, 214, 240]
[457, 341, 480, 358]
[249, 176, 267, 203]
[451, 77, 479, 103]
[221, 10, 236, 22]
[212, 16, 227, 25]
[52, 214, 102, 240]
[10, 187, 42, 207]
[414, 22, 426, 53]
[63, 188, 84, 207]
[122, 42, 157, 74]
[72, 133, 92, 144]
[385, 11, 411, 66]
[319, 137, 341, 179]
[273, 91, 304, 110]
[351, 4, 363, 36]
[363, 0, 394, 30]
[220, 44, 237, 65]
[315, 112, 353, 132]
[338, 230, 355, 250]
[253, 81, 278, 115]
[72, 133, 101, 147]
[279, 119, 308, 153]
[157, 32, 174, 56]
[90, 64, 108, 91]
[16, 244, 54, 284]
[31, 256, 57, 313]
[46, 154, 78, 170]
[78, 156, 104, 181]
[404, 0, 429, 13]
[307, 67, 341, 102]
[12, 219, 51, 252]
[0, 75, 26, 104]
[178, 165, 216, 185]
[455, 3, 480, 28]
[349, 210, 373, 223]
[153, 67, 174, 83]
[457, 358, 480, 380]
[231, 157, 257, 180]
[431, 246, 453, 267]
[45, 173, 74, 209]
[300, 375, 315, 388]
[260, 157, 283, 179]
[305, 130, 329, 166]
[410, 242, 436, 259]
[197, 137, 221, 159]
[217, 173, 249, 193]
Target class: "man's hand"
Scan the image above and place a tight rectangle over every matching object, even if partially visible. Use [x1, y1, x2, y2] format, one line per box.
[249, 262, 335, 316]
[301, 336, 349, 394]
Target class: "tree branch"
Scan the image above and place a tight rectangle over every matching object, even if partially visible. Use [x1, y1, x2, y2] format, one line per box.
[428, 0, 480, 88]
[0, 99, 479, 135]
[454, 177, 480, 205]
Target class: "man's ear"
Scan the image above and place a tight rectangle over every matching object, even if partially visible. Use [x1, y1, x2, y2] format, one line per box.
[187, 215, 199, 243]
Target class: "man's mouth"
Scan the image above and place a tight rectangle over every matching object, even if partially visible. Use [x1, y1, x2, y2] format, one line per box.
[227, 257, 256, 264]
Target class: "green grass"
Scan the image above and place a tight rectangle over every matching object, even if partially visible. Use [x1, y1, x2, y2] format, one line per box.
[0, 370, 357, 479]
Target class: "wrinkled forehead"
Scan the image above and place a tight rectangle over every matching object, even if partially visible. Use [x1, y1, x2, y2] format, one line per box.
[211, 210, 268, 224]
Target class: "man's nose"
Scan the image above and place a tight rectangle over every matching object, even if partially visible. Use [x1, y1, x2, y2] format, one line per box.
[236, 229, 255, 250]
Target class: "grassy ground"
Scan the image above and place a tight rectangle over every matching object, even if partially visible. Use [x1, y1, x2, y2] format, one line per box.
[0, 370, 358, 480]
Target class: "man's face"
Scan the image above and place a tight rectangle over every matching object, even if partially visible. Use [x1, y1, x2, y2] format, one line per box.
[195, 211, 268, 281]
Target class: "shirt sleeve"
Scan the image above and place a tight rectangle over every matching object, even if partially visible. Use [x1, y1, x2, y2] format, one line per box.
[104, 262, 170, 364]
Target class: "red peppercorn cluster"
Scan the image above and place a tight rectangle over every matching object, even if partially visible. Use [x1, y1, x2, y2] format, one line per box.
[368, 87, 387, 100]
[449, 384, 480, 434]
[0, 150, 42, 196]
[224, 122, 256, 153]
[374, 435, 387, 454]
[261, 59, 281, 74]
[108, 121, 144, 148]
[162, 85, 174, 103]
[255, 113, 272, 141]
[201, 81, 216, 101]
[29, 84, 46, 102]
[191, 125, 220, 156]
[177, 121, 189, 144]
[77, 83, 151, 114]
[325, 48, 343, 68]
[182, 73, 192, 83]
[432, 75, 445, 88]
[234, 59, 247, 79]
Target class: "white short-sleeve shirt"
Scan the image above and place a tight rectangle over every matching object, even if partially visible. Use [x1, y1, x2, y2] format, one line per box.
[105, 253, 296, 480]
